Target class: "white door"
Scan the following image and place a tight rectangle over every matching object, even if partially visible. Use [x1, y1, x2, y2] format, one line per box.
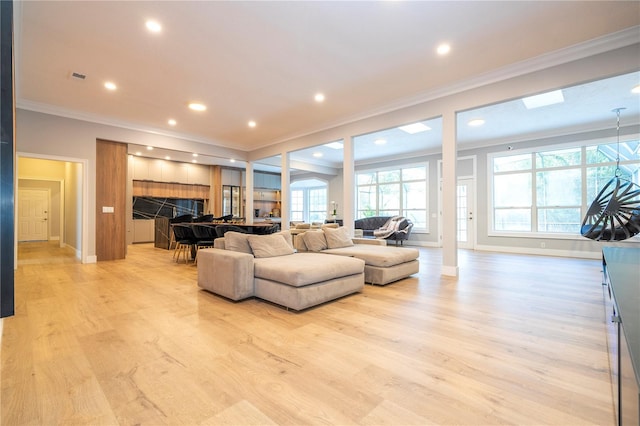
[18, 189, 49, 242]
[457, 179, 475, 249]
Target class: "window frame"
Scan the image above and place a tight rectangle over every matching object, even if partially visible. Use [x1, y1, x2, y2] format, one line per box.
[356, 162, 429, 232]
[488, 137, 640, 240]
[289, 182, 327, 223]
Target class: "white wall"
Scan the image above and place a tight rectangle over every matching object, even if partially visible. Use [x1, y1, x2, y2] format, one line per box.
[65, 162, 82, 256]
[16, 43, 640, 260]
[16, 110, 247, 259]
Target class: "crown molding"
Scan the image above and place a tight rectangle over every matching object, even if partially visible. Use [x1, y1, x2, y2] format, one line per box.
[15, 99, 239, 150]
[16, 26, 640, 155]
[265, 26, 640, 147]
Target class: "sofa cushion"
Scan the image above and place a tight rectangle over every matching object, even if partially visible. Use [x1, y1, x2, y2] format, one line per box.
[276, 230, 294, 249]
[302, 230, 328, 252]
[324, 226, 354, 249]
[224, 231, 253, 254]
[254, 253, 364, 287]
[323, 245, 419, 268]
[248, 233, 295, 258]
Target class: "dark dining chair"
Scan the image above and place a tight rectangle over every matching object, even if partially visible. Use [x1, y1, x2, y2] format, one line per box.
[193, 214, 214, 223]
[168, 214, 194, 249]
[192, 224, 218, 264]
[215, 225, 249, 238]
[172, 224, 198, 263]
[257, 224, 280, 235]
[212, 214, 234, 223]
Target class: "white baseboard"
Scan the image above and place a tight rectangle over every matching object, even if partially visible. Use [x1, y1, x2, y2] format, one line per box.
[50, 236, 60, 241]
[404, 241, 440, 248]
[85, 255, 97, 264]
[441, 265, 459, 277]
[474, 244, 601, 259]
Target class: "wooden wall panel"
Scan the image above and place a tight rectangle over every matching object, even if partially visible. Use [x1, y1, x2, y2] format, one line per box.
[132, 181, 209, 199]
[96, 140, 127, 261]
[212, 166, 222, 216]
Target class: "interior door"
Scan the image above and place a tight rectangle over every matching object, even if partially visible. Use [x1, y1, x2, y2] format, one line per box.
[18, 189, 49, 241]
[457, 179, 475, 249]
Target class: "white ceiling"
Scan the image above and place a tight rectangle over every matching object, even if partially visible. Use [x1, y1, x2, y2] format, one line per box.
[15, 1, 640, 171]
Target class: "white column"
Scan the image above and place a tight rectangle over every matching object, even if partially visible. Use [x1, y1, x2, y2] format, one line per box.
[343, 136, 355, 236]
[245, 162, 254, 224]
[280, 152, 291, 230]
[441, 110, 458, 277]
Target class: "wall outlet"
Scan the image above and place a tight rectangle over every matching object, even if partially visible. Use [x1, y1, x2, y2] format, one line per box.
[102, 206, 114, 213]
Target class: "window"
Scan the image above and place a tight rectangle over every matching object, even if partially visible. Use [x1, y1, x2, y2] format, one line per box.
[490, 140, 640, 236]
[290, 190, 304, 222]
[290, 179, 327, 223]
[356, 164, 428, 230]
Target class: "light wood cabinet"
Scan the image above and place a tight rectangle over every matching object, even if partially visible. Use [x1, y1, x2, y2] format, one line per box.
[132, 219, 154, 243]
[132, 181, 209, 199]
[148, 159, 163, 181]
[130, 156, 211, 185]
[189, 165, 211, 185]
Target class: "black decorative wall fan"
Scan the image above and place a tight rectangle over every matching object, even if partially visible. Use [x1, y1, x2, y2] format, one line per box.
[581, 108, 640, 241]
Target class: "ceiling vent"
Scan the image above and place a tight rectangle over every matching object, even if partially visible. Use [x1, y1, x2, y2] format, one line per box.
[70, 72, 86, 80]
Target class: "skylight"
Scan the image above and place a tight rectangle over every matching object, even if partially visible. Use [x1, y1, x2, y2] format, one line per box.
[522, 90, 564, 109]
[324, 142, 343, 150]
[398, 123, 431, 134]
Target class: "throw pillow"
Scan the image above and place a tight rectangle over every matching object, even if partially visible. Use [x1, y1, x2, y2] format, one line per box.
[324, 226, 354, 249]
[302, 230, 327, 252]
[275, 230, 294, 249]
[224, 231, 253, 254]
[247, 233, 295, 258]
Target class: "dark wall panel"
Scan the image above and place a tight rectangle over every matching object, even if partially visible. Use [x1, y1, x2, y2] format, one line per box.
[0, 0, 15, 317]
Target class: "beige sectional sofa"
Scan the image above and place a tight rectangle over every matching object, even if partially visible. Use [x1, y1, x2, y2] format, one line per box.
[197, 230, 365, 311]
[294, 226, 420, 285]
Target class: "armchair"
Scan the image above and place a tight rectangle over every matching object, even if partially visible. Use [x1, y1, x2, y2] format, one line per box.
[372, 216, 413, 246]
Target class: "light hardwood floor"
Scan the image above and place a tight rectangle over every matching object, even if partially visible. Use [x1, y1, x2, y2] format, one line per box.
[2, 241, 614, 425]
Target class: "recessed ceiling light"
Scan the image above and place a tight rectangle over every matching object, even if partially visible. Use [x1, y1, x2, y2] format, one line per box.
[104, 81, 117, 91]
[314, 93, 325, 103]
[146, 20, 162, 33]
[398, 123, 431, 134]
[135, 152, 142, 156]
[313, 152, 323, 158]
[192, 153, 198, 157]
[468, 119, 485, 126]
[374, 139, 387, 145]
[522, 90, 564, 109]
[248, 121, 257, 128]
[146, 146, 154, 151]
[168, 119, 177, 126]
[632, 84, 640, 94]
[165, 156, 171, 160]
[230, 159, 236, 163]
[191, 160, 197, 163]
[323, 142, 343, 150]
[188, 102, 207, 111]
[436, 43, 451, 55]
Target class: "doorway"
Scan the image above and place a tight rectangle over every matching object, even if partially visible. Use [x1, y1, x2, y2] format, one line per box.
[16, 155, 87, 264]
[456, 178, 476, 249]
[17, 188, 49, 241]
